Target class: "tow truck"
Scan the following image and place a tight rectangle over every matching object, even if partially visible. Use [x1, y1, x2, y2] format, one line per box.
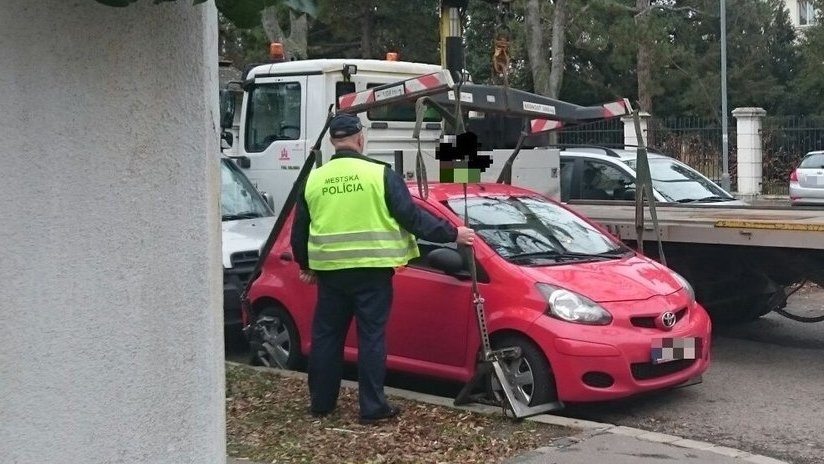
[222, 0, 824, 417]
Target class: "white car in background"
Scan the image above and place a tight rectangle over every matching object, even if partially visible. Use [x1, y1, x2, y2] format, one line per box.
[557, 146, 747, 206]
[220, 156, 275, 330]
[789, 150, 824, 207]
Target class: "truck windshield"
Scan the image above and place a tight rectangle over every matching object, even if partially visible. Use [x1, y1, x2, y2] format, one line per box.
[221, 159, 273, 221]
[445, 195, 626, 263]
[244, 82, 302, 153]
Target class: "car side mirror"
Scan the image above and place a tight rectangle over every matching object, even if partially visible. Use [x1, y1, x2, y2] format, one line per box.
[427, 247, 469, 279]
[335, 81, 357, 109]
[262, 192, 275, 210]
[221, 131, 233, 149]
[219, 89, 235, 130]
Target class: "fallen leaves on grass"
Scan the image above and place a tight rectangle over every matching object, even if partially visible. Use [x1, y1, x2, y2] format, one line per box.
[225, 364, 574, 464]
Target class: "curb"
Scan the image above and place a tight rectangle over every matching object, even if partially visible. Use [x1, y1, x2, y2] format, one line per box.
[226, 362, 789, 464]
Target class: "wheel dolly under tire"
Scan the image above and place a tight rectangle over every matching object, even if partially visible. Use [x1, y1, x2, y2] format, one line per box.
[451, 191, 564, 420]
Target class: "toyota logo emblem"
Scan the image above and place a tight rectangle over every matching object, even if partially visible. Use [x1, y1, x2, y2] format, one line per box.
[660, 312, 677, 329]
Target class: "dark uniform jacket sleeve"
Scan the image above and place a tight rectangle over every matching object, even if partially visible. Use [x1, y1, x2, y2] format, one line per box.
[383, 167, 458, 243]
[290, 180, 311, 271]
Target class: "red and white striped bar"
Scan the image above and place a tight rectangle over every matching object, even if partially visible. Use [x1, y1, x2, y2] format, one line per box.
[529, 119, 564, 134]
[602, 98, 631, 118]
[337, 69, 455, 113]
[529, 98, 632, 135]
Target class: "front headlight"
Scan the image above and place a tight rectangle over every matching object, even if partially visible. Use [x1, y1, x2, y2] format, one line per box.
[670, 271, 695, 303]
[536, 283, 613, 325]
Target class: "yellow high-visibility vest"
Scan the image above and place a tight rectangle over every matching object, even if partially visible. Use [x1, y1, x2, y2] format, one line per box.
[304, 156, 419, 270]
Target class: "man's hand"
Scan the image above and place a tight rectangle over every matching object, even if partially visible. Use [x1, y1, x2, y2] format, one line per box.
[299, 270, 316, 285]
[456, 226, 476, 246]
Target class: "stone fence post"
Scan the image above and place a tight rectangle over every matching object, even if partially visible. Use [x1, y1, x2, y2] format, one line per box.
[621, 112, 651, 148]
[732, 107, 767, 197]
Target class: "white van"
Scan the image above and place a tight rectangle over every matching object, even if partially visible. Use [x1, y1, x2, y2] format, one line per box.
[220, 156, 275, 329]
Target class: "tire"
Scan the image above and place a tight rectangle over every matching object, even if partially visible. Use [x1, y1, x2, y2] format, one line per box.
[488, 334, 557, 407]
[714, 275, 785, 325]
[248, 305, 306, 370]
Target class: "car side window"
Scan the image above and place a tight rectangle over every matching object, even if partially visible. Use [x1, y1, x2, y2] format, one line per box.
[580, 160, 636, 201]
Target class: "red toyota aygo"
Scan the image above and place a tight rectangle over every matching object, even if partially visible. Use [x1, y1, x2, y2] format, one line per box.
[242, 182, 711, 407]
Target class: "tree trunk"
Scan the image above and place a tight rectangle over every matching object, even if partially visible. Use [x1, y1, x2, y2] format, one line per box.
[548, 0, 567, 99]
[261, 6, 309, 60]
[525, 0, 551, 95]
[360, 1, 374, 58]
[636, 0, 652, 113]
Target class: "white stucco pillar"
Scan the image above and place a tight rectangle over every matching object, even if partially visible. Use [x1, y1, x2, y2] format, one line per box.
[621, 112, 651, 148]
[0, 2, 224, 464]
[732, 107, 767, 196]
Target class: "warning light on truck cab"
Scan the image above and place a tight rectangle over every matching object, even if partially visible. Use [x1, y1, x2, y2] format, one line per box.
[270, 42, 285, 61]
[386, 52, 399, 61]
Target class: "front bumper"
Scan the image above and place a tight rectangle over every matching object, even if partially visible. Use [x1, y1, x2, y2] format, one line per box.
[529, 303, 712, 403]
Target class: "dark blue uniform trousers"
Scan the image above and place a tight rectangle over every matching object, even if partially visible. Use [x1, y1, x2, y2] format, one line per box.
[308, 268, 394, 418]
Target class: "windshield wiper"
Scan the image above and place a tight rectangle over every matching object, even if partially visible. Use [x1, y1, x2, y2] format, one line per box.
[508, 249, 629, 262]
[676, 195, 730, 203]
[222, 212, 263, 221]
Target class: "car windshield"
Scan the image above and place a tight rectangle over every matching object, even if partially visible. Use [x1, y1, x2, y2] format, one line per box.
[800, 153, 824, 169]
[624, 157, 733, 202]
[221, 159, 273, 221]
[445, 195, 628, 265]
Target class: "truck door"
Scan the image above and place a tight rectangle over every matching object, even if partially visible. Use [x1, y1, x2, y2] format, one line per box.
[238, 76, 309, 214]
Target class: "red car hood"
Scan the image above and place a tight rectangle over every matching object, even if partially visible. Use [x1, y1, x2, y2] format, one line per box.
[515, 255, 682, 303]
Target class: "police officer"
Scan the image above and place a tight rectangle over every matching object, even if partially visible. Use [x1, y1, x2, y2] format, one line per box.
[290, 112, 475, 425]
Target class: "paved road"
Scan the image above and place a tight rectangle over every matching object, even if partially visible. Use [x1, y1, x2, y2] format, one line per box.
[557, 286, 824, 464]
[225, 287, 824, 464]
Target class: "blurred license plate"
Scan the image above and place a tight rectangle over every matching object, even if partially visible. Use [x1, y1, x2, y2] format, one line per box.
[651, 337, 700, 364]
[816, 175, 824, 186]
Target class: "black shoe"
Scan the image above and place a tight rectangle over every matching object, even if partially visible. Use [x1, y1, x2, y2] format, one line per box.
[359, 405, 401, 425]
[310, 408, 334, 418]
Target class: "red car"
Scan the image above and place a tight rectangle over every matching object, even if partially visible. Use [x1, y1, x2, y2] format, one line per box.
[243, 182, 711, 406]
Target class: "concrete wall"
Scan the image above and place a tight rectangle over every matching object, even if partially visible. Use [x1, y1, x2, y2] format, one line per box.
[0, 2, 225, 463]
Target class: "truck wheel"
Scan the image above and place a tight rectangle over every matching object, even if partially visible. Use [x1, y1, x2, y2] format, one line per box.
[249, 306, 306, 370]
[487, 334, 558, 407]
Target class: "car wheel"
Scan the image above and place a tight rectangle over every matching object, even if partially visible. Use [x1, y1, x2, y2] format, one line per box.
[488, 335, 557, 407]
[248, 305, 306, 370]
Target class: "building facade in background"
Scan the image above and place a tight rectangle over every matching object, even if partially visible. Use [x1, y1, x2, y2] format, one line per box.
[784, 0, 819, 29]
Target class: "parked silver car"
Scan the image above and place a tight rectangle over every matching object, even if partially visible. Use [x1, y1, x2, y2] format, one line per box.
[790, 150, 824, 206]
[558, 147, 747, 206]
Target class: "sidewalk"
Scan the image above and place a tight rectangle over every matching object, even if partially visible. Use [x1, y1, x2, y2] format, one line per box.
[378, 376, 790, 464]
[502, 426, 787, 464]
[226, 363, 790, 464]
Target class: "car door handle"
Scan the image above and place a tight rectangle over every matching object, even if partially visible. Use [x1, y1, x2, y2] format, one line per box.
[279, 252, 292, 261]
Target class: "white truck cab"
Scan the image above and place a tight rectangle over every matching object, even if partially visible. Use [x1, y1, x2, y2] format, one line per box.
[220, 58, 447, 215]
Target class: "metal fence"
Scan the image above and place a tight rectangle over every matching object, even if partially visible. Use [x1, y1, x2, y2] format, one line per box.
[557, 118, 624, 146]
[557, 114, 824, 196]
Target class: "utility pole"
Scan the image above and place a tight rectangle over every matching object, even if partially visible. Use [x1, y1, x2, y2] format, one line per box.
[720, 0, 731, 192]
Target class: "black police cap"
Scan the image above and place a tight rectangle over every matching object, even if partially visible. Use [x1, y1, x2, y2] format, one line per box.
[329, 112, 363, 139]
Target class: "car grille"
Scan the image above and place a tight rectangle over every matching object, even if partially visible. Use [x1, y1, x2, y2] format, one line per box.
[630, 308, 687, 329]
[223, 250, 261, 325]
[631, 359, 695, 380]
[229, 250, 261, 287]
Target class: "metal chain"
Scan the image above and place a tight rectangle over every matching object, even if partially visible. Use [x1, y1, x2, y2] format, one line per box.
[492, 0, 514, 88]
